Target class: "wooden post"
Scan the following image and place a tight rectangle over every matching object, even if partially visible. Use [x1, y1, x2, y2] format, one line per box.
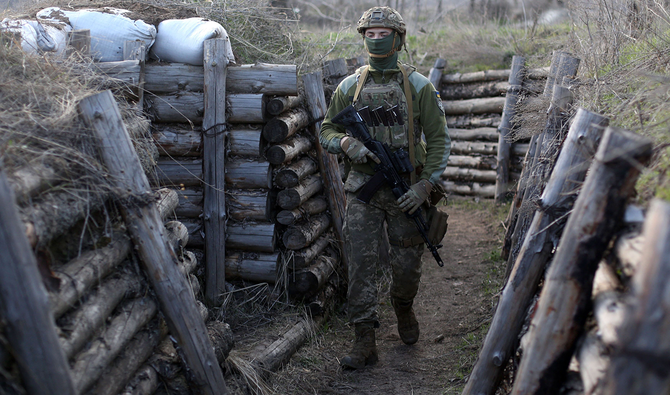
[0, 170, 76, 394]
[67, 29, 90, 57]
[302, 71, 347, 268]
[463, 109, 608, 395]
[123, 40, 146, 112]
[603, 199, 670, 395]
[203, 38, 228, 305]
[78, 90, 228, 395]
[511, 126, 652, 395]
[428, 58, 446, 91]
[495, 55, 524, 202]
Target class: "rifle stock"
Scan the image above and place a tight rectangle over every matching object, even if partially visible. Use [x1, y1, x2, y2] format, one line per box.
[332, 105, 444, 267]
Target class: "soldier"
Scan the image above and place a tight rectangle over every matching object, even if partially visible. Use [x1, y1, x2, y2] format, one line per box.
[319, 7, 451, 369]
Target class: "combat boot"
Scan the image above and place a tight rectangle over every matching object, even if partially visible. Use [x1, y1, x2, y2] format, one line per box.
[392, 298, 419, 345]
[340, 323, 378, 369]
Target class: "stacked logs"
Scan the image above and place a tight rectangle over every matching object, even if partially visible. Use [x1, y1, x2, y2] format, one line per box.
[429, 59, 550, 198]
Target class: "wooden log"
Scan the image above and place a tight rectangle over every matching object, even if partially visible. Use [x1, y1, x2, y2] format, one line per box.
[7, 158, 65, 203]
[79, 90, 228, 395]
[307, 274, 339, 317]
[496, 55, 525, 202]
[22, 188, 108, 248]
[446, 114, 501, 128]
[447, 155, 497, 170]
[225, 159, 272, 189]
[71, 297, 157, 393]
[612, 231, 644, 281]
[442, 167, 496, 183]
[265, 134, 312, 165]
[227, 222, 276, 253]
[165, 220, 189, 253]
[510, 126, 652, 395]
[512, 143, 530, 157]
[451, 141, 498, 155]
[225, 251, 279, 283]
[283, 233, 331, 270]
[275, 157, 319, 189]
[448, 127, 499, 141]
[276, 196, 328, 225]
[93, 60, 142, 90]
[277, 174, 323, 210]
[267, 95, 302, 116]
[60, 271, 143, 359]
[175, 187, 203, 218]
[463, 109, 609, 395]
[603, 199, 670, 395]
[442, 181, 495, 198]
[442, 97, 505, 115]
[282, 213, 331, 250]
[0, 170, 76, 395]
[144, 62, 296, 95]
[228, 126, 262, 157]
[227, 189, 273, 222]
[441, 80, 509, 100]
[146, 93, 265, 124]
[441, 67, 549, 84]
[152, 125, 202, 157]
[323, 58, 349, 80]
[428, 58, 446, 91]
[182, 219, 204, 248]
[155, 188, 180, 218]
[153, 158, 202, 188]
[262, 108, 311, 143]
[288, 255, 336, 299]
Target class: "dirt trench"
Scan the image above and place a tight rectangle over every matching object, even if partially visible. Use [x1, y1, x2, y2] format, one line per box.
[266, 198, 508, 395]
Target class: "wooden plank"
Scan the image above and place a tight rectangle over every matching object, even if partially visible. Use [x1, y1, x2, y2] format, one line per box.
[0, 170, 76, 394]
[78, 90, 228, 395]
[511, 126, 652, 395]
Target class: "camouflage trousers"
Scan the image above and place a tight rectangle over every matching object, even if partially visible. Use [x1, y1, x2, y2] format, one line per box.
[343, 185, 425, 326]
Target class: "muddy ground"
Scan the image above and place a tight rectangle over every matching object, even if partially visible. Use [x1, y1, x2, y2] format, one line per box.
[247, 198, 509, 395]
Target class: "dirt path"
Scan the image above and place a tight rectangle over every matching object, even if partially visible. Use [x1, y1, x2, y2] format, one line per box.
[269, 199, 507, 395]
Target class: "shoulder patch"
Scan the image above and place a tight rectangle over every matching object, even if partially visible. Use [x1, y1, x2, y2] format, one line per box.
[435, 91, 445, 115]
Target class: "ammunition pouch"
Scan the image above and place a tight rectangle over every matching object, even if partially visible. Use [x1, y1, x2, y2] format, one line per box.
[389, 205, 449, 248]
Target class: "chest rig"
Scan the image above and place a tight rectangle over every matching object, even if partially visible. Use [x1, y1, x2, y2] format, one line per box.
[352, 64, 420, 185]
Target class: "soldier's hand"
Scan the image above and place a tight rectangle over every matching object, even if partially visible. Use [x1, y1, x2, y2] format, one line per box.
[340, 137, 380, 165]
[397, 179, 433, 214]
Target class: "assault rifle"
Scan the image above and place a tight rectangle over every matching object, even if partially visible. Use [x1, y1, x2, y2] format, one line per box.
[332, 105, 444, 267]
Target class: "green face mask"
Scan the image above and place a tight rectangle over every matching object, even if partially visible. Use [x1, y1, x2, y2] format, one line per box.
[364, 32, 401, 70]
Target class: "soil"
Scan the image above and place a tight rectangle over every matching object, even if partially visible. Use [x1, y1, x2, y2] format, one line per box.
[264, 198, 508, 395]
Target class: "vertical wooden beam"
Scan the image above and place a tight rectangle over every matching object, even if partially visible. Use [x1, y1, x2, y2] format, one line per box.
[123, 40, 147, 112]
[463, 108, 608, 395]
[495, 55, 525, 202]
[511, 126, 652, 395]
[302, 71, 348, 270]
[78, 90, 228, 395]
[0, 170, 76, 395]
[202, 38, 228, 305]
[428, 58, 446, 91]
[603, 199, 670, 395]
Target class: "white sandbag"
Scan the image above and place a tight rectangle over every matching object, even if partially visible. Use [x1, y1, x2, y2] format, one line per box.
[36, 7, 156, 62]
[150, 18, 235, 66]
[0, 19, 71, 56]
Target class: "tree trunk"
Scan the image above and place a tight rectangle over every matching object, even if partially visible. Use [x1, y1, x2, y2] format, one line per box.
[511, 126, 652, 395]
[225, 251, 279, 283]
[277, 174, 323, 210]
[276, 196, 328, 225]
[282, 213, 331, 250]
[227, 222, 276, 253]
[0, 170, 76, 395]
[79, 90, 228, 395]
[603, 199, 670, 395]
[144, 62, 296, 95]
[275, 157, 319, 189]
[267, 95, 302, 116]
[463, 109, 609, 395]
[227, 189, 274, 222]
[283, 233, 331, 270]
[265, 135, 312, 165]
[228, 126, 263, 157]
[442, 167, 497, 183]
[225, 159, 272, 189]
[287, 255, 336, 299]
[442, 97, 505, 115]
[152, 125, 202, 157]
[496, 56, 525, 202]
[262, 108, 311, 143]
[448, 127, 499, 141]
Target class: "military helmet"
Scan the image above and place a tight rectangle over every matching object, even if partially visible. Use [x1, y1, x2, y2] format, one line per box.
[357, 7, 406, 35]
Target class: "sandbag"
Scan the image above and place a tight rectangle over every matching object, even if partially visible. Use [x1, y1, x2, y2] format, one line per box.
[1, 19, 71, 56]
[36, 7, 156, 62]
[149, 18, 235, 66]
